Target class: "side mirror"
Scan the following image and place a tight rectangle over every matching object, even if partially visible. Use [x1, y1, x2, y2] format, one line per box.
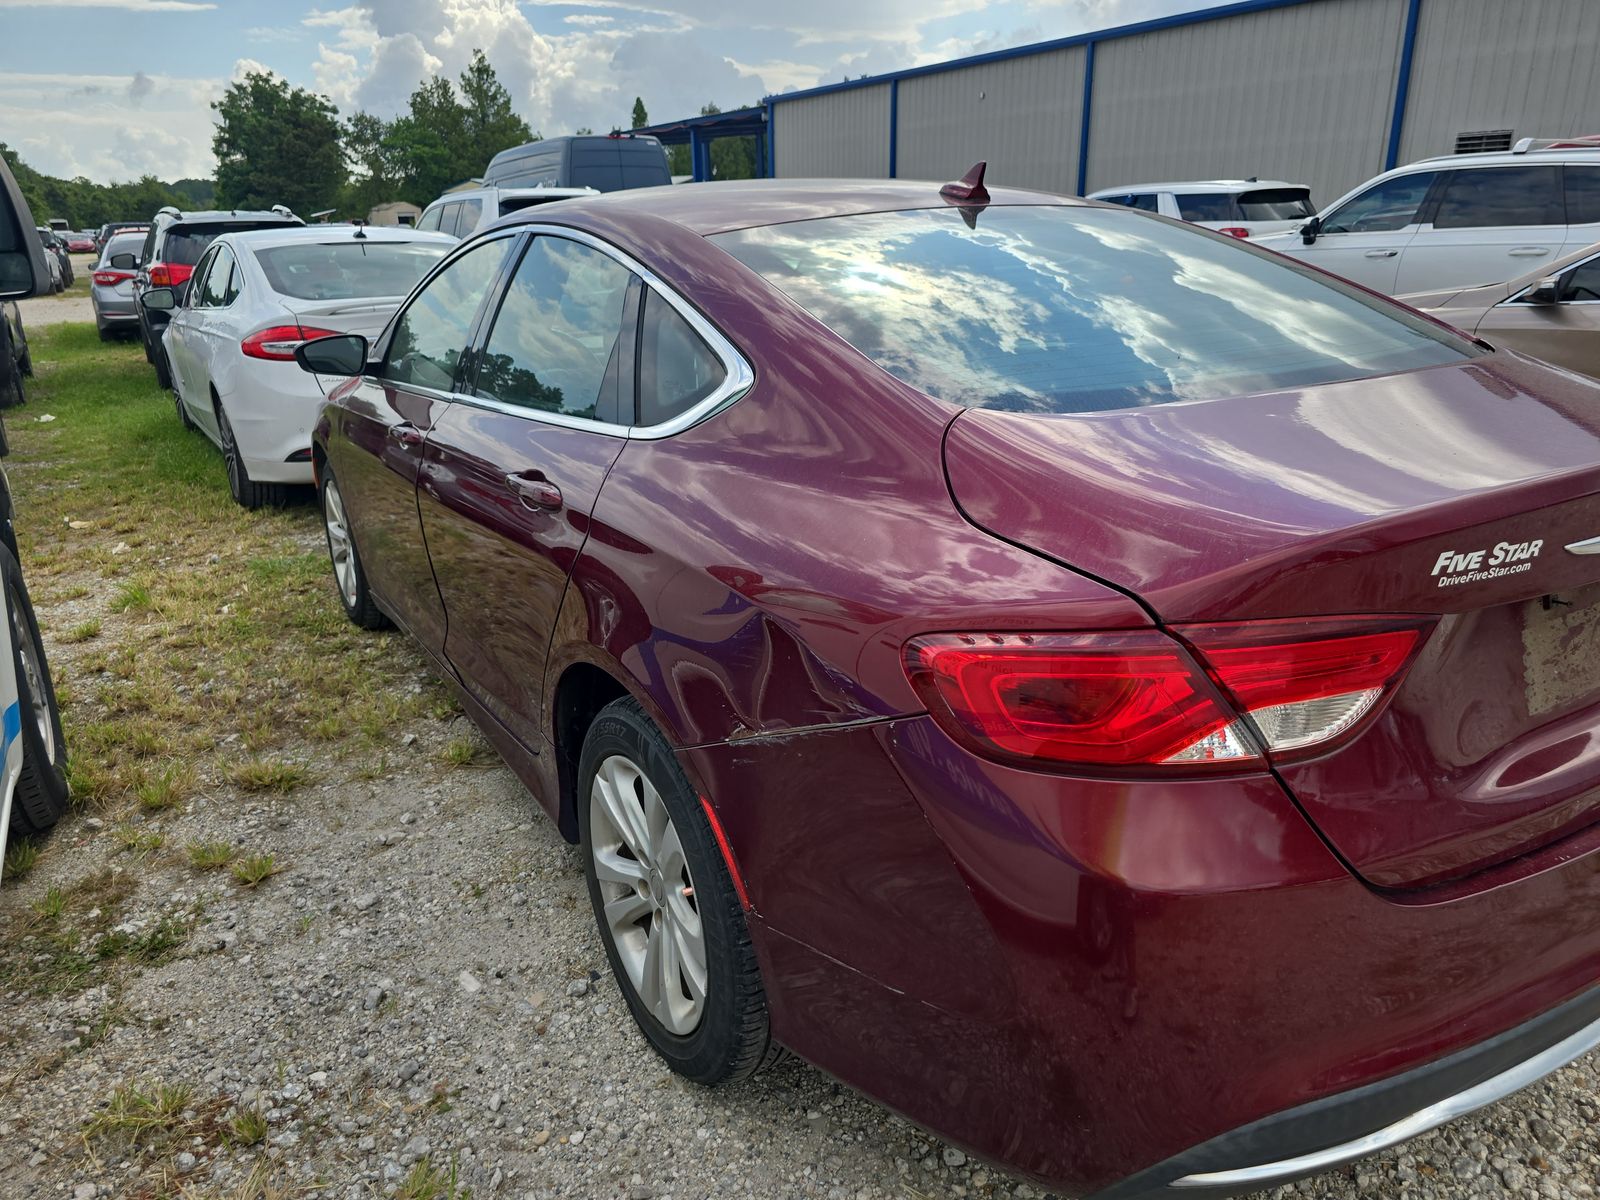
[295, 333, 370, 377]
[109, 252, 137, 270]
[1524, 275, 1562, 305]
[1300, 216, 1322, 245]
[140, 287, 176, 312]
[0, 158, 49, 299]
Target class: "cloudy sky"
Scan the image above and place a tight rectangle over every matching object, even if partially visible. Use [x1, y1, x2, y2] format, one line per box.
[0, 0, 1212, 184]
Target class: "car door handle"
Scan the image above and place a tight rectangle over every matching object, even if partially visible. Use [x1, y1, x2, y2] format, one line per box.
[1363, 249, 1398, 258]
[1509, 247, 1551, 257]
[504, 473, 563, 511]
[389, 423, 424, 448]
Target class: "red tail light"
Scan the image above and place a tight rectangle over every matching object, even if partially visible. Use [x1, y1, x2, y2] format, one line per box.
[92, 270, 133, 286]
[904, 617, 1431, 775]
[240, 325, 341, 361]
[1217, 226, 1251, 238]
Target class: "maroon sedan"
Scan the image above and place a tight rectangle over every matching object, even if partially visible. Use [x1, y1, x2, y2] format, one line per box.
[296, 177, 1600, 1197]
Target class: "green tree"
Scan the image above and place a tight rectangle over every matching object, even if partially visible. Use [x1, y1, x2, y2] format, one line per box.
[459, 49, 534, 175]
[0, 143, 200, 228]
[212, 72, 344, 216]
[631, 97, 648, 129]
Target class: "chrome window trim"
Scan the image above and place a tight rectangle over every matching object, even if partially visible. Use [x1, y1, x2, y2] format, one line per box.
[1501, 252, 1600, 307]
[1169, 1009, 1600, 1190]
[465, 223, 754, 441]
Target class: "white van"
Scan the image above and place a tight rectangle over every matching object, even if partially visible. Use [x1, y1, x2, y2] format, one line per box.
[417, 184, 597, 240]
[1256, 137, 1600, 294]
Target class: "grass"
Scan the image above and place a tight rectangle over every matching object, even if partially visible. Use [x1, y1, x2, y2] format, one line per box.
[0, 868, 192, 996]
[3, 838, 39, 880]
[224, 759, 309, 794]
[226, 1105, 268, 1147]
[396, 1157, 470, 1200]
[440, 737, 482, 767]
[113, 825, 164, 855]
[6, 324, 461, 817]
[185, 840, 234, 870]
[230, 853, 282, 889]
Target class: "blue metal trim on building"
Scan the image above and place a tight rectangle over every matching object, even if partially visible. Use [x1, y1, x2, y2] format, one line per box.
[763, 0, 1326, 107]
[765, 98, 776, 178]
[888, 80, 899, 178]
[1076, 40, 1096, 196]
[1385, 0, 1424, 170]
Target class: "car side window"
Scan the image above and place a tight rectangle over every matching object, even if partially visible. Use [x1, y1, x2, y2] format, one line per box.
[475, 236, 634, 422]
[417, 206, 443, 232]
[1433, 166, 1562, 229]
[456, 198, 483, 236]
[1321, 172, 1437, 234]
[636, 290, 725, 426]
[198, 246, 236, 307]
[382, 238, 513, 392]
[187, 247, 218, 306]
[1129, 193, 1159, 213]
[1561, 259, 1600, 303]
[440, 203, 463, 237]
[1564, 166, 1600, 226]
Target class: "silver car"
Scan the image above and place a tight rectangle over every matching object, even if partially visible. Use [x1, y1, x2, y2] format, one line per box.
[91, 231, 145, 340]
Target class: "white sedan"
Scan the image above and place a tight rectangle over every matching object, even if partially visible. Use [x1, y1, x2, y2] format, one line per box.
[143, 225, 455, 507]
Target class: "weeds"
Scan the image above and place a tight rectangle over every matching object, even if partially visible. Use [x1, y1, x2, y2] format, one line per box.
[135, 762, 195, 811]
[440, 738, 481, 767]
[185, 840, 234, 870]
[396, 1157, 470, 1200]
[226, 1105, 268, 1147]
[62, 618, 101, 643]
[230, 853, 283, 889]
[3, 838, 39, 880]
[113, 825, 164, 856]
[225, 759, 308, 795]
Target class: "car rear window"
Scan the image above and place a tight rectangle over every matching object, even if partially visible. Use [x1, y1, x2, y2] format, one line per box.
[1236, 187, 1315, 220]
[1174, 194, 1237, 221]
[711, 206, 1479, 413]
[255, 241, 450, 300]
[160, 223, 291, 265]
[99, 233, 145, 264]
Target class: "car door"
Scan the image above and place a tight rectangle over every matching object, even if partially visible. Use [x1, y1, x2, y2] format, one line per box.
[186, 243, 241, 440]
[165, 245, 217, 408]
[1474, 253, 1600, 378]
[323, 233, 517, 652]
[1290, 170, 1436, 292]
[1394, 165, 1565, 293]
[418, 231, 637, 750]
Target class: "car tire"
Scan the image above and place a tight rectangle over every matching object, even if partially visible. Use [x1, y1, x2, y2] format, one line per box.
[2, 543, 69, 839]
[578, 697, 780, 1086]
[141, 325, 154, 364]
[319, 469, 387, 630]
[96, 322, 112, 343]
[1, 368, 21, 412]
[174, 389, 194, 431]
[218, 408, 286, 510]
[153, 344, 173, 390]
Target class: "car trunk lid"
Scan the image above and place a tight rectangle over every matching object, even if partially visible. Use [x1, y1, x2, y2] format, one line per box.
[276, 298, 400, 395]
[944, 353, 1600, 888]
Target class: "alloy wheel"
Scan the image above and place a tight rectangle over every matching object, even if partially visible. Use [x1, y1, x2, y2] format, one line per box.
[322, 478, 359, 608]
[588, 753, 708, 1036]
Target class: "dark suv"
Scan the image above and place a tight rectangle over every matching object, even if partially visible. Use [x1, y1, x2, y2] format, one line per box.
[131, 206, 302, 387]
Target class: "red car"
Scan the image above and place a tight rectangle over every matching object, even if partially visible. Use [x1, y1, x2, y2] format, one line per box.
[296, 176, 1600, 1198]
[65, 233, 95, 254]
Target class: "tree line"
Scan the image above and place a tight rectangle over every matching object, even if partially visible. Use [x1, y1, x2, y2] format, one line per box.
[7, 52, 763, 231]
[1, 143, 211, 230]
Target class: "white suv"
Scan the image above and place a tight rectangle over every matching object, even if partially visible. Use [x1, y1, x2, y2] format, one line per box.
[1087, 179, 1315, 238]
[417, 184, 597, 240]
[1257, 137, 1600, 294]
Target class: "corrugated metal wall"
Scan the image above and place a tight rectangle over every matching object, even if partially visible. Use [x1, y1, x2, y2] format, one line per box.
[895, 47, 1087, 193]
[1399, 0, 1600, 163]
[1086, 0, 1406, 204]
[772, 85, 891, 178]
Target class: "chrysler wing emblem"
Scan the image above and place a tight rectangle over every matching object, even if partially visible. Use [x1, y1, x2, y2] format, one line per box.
[1566, 536, 1600, 555]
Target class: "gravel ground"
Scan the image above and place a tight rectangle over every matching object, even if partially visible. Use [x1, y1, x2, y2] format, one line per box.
[17, 254, 99, 327]
[5, 677, 1600, 1200]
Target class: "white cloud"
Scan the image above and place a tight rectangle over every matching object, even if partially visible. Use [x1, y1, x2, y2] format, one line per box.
[0, 0, 215, 8]
[0, 71, 221, 180]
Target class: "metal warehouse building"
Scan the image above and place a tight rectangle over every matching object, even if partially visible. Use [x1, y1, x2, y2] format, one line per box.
[757, 0, 1600, 208]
